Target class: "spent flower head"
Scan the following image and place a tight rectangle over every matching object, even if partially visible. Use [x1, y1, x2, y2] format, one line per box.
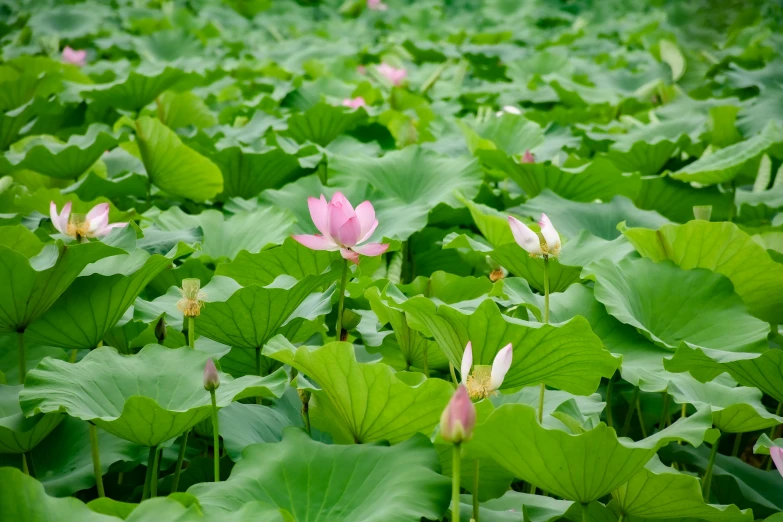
[177, 278, 207, 318]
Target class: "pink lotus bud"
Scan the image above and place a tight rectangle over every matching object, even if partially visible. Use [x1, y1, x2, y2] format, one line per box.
[203, 359, 220, 392]
[772, 447, 783, 478]
[538, 213, 561, 256]
[342, 97, 367, 110]
[521, 150, 535, 163]
[62, 46, 87, 67]
[440, 384, 476, 444]
[508, 216, 544, 256]
[376, 63, 407, 86]
[367, 0, 388, 10]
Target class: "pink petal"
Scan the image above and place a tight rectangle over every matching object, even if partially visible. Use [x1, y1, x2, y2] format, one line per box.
[49, 201, 69, 234]
[86, 203, 109, 221]
[352, 242, 389, 257]
[86, 203, 110, 233]
[354, 201, 376, 241]
[340, 248, 360, 264]
[521, 150, 535, 163]
[508, 216, 543, 256]
[358, 219, 378, 244]
[772, 447, 783, 478]
[334, 216, 362, 247]
[490, 343, 513, 391]
[93, 222, 128, 237]
[327, 192, 356, 240]
[292, 234, 339, 251]
[308, 195, 330, 238]
[62, 46, 86, 66]
[538, 213, 560, 253]
[342, 97, 366, 109]
[460, 342, 473, 383]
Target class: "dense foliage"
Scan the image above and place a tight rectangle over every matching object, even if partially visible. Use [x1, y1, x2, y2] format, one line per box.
[1, 0, 783, 520]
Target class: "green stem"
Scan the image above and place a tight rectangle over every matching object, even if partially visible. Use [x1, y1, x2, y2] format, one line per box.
[421, 60, 451, 95]
[142, 445, 157, 500]
[622, 388, 639, 437]
[605, 375, 614, 428]
[702, 433, 721, 501]
[617, 514, 625, 522]
[150, 446, 160, 497]
[335, 260, 349, 340]
[422, 346, 429, 377]
[188, 317, 195, 348]
[69, 349, 78, 363]
[18, 331, 25, 384]
[255, 346, 263, 405]
[538, 256, 550, 424]
[21, 453, 29, 475]
[658, 392, 670, 430]
[210, 390, 220, 482]
[171, 430, 189, 493]
[581, 503, 589, 522]
[452, 443, 461, 522]
[302, 400, 311, 435]
[89, 423, 105, 497]
[472, 459, 479, 522]
[538, 383, 546, 424]
[636, 393, 647, 438]
[449, 362, 458, 384]
[731, 432, 742, 457]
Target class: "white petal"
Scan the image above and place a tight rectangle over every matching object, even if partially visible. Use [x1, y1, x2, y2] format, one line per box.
[490, 343, 513, 391]
[460, 342, 473, 383]
[538, 213, 561, 253]
[508, 216, 543, 255]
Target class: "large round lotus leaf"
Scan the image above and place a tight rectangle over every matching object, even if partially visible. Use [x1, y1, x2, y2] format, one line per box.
[0, 385, 63, 454]
[19, 345, 287, 446]
[189, 428, 450, 522]
[624, 220, 783, 324]
[399, 297, 619, 395]
[0, 225, 124, 334]
[264, 337, 453, 444]
[584, 257, 769, 352]
[467, 403, 712, 503]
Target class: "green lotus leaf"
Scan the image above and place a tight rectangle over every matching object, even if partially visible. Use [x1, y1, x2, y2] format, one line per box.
[197, 269, 339, 356]
[458, 491, 575, 522]
[0, 225, 124, 334]
[156, 90, 216, 130]
[611, 456, 753, 521]
[218, 402, 294, 461]
[189, 428, 450, 522]
[463, 113, 544, 157]
[753, 434, 783, 456]
[491, 386, 606, 430]
[136, 116, 223, 202]
[19, 345, 287, 446]
[0, 385, 63, 454]
[81, 66, 195, 112]
[27, 3, 110, 38]
[147, 207, 295, 262]
[665, 344, 783, 403]
[212, 146, 306, 199]
[365, 286, 450, 372]
[4, 124, 122, 180]
[670, 121, 783, 185]
[605, 139, 680, 176]
[467, 403, 713, 503]
[634, 174, 732, 223]
[584, 257, 769, 352]
[329, 145, 483, 213]
[264, 337, 453, 444]
[66, 171, 150, 202]
[399, 297, 619, 395]
[282, 102, 367, 146]
[25, 242, 192, 350]
[215, 237, 337, 287]
[623, 220, 783, 323]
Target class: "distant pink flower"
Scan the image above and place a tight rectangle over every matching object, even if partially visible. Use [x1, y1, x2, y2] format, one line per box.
[377, 63, 407, 86]
[62, 46, 87, 67]
[292, 193, 389, 264]
[772, 447, 783, 478]
[367, 0, 388, 10]
[50, 201, 128, 240]
[357, 65, 367, 75]
[508, 213, 561, 257]
[342, 97, 367, 110]
[521, 150, 535, 163]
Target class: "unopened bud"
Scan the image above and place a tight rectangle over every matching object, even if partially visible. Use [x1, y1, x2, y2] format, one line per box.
[203, 359, 220, 392]
[341, 309, 361, 331]
[440, 384, 476, 444]
[298, 388, 311, 404]
[154, 317, 167, 343]
[521, 150, 535, 164]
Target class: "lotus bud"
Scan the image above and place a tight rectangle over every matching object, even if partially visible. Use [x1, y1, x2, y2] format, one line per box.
[521, 150, 535, 163]
[178, 278, 206, 318]
[154, 317, 167, 343]
[203, 359, 220, 392]
[341, 309, 362, 331]
[440, 384, 476, 444]
[771, 447, 783, 478]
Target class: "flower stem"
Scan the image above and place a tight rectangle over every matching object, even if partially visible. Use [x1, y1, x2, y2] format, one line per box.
[472, 459, 480, 522]
[581, 503, 589, 522]
[336, 260, 349, 340]
[255, 346, 263, 405]
[89, 423, 105, 497]
[142, 445, 157, 500]
[622, 388, 639, 437]
[171, 430, 189, 493]
[210, 389, 220, 482]
[605, 375, 614, 428]
[538, 256, 550, 424]
[21, 453, 29, 475]
[18, 331, 25, 383]
[188, 317, 195, 348]
[150, 446, 160, 497]
[449, 362, 458, 384]
[302, 399, 311, 435]
[658, 392, 670, 430]
[452, 443, 461, 522]
[702, 433, 721, 501]
[636, 393, 647, 438]
[422, 346, 429, 377]
[731, 432, 742, 457]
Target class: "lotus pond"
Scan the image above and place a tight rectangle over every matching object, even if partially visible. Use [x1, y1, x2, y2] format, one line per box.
[1, 0, 783, 520]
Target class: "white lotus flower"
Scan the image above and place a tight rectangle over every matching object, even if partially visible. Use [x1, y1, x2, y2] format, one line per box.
[461, 341, 513, 400]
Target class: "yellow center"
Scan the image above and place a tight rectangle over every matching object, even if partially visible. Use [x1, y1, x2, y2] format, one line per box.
[66, 213, 91, 239]
[466, 365, 493, 400]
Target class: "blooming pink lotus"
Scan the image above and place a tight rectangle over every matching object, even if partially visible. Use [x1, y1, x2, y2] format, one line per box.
[293, 193, 389, 264]
[772, 447, 783, 478]
[461, 341, 512, 399]
[521, 150, 535, 163]
[507, 213, 561, 257]
[62, 46, 87, 67]
[342, 97, 367, 110]
[377, 63, 407, 86]
[367, 0, 388, 10]
[50, 201, 128, 240]
[440, 384, 476, 444]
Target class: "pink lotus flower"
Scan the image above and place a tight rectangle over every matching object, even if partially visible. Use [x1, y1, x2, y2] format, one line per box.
[377, 63, 407, 86]
[62, 46, 87, 67]
[203, 359, 220, 391]
[440, 384, 476, 444]
[50, 201, 128, 240]
[508, 213, 561, 257]
[292, 193, 389, 264]
[772, 447, 783, 478]
[367, 0, 388, 10]
[342, 97, 367, 110]
[521, 150, 535, 163]
[461, 341, 512, 399]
